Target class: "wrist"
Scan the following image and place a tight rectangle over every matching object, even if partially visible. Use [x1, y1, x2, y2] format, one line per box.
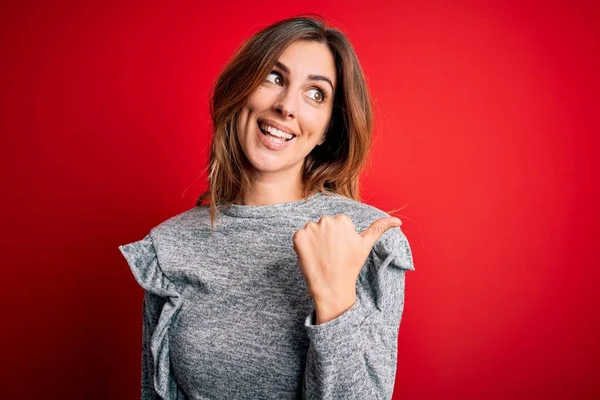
[314, 294, 356, 324]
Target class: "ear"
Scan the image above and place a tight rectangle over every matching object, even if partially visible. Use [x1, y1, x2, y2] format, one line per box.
[317, 135, 326, 146]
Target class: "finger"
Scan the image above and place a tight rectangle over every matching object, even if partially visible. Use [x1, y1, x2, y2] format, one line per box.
[360, 217, 402, 251]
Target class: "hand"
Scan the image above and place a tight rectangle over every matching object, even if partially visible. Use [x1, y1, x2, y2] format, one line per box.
[292, 214, 402, 324]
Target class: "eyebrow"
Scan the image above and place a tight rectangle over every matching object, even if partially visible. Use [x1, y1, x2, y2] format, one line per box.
[274, 61, 335, 92]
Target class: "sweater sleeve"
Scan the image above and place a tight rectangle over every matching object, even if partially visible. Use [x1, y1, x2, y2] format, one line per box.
[119, 234, 188, 400]
[141, 291, 166, 400]
[302, 226, 415, 400]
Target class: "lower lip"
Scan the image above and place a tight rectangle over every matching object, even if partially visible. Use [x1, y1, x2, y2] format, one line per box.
[257, 122, 295, 151]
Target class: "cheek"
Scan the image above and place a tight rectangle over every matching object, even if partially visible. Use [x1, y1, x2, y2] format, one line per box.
[299, 109, 331, 137]
[246, 87, 275, 111]
[238, 92, 265, 137]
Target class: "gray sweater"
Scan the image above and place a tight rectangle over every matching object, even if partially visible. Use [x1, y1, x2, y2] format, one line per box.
[118, 191, 415, 400]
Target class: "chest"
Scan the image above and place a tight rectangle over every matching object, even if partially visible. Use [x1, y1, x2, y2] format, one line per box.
[162, 228, 314, 398]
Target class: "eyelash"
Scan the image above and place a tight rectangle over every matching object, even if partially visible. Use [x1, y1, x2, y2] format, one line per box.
[266, 71, 329, 103]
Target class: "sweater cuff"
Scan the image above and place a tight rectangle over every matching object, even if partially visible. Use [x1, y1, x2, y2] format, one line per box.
[304, 299, 370, 348]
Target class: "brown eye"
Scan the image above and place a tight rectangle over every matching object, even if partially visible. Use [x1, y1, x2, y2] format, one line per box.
[266, 71, 283, 86]
[307, 88, 326, 103]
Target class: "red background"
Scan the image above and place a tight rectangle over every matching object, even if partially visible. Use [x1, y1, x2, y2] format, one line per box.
[2, 0, 598, 399]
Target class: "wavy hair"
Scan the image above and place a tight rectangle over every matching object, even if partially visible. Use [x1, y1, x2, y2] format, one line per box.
[196, 15, 401, 230]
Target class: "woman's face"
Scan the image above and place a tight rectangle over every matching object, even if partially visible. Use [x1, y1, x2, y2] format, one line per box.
[236, 40, 337, 176]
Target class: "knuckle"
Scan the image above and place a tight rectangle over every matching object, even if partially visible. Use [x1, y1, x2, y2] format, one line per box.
[319, 215, 333, 224]
[337, 213, 351, 223]
[293, 230, 304, 241]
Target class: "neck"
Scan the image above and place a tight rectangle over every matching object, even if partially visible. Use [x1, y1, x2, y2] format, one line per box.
[236, 168, 304, 206]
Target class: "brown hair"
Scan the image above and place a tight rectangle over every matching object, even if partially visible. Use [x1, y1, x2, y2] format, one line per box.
[196, 14, 404, 229]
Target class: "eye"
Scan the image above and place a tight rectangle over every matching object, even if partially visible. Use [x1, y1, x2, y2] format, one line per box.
[306, 87, 328, 104]
[265, 71, 284, 86]
[265, 70, 329, 104]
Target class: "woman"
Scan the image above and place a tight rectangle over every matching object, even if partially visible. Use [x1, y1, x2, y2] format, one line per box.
[119, 15, 415, 400]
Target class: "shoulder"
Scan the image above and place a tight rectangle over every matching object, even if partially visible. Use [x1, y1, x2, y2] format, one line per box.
[148, 205, 211, 243]
[316, 192, 396, 229]
[317, 192, 415, 271]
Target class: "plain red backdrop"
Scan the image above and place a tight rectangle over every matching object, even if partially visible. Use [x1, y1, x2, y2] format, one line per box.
[1, 0, 598, 399]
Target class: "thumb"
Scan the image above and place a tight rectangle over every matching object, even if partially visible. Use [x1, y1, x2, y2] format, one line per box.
[360, 217, 402, 252]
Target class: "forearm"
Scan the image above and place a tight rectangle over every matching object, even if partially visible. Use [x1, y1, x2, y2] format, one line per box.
[303, 297, 400, 399]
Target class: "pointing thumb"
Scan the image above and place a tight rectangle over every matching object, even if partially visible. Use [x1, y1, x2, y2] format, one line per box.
[360, 217, 402, 252]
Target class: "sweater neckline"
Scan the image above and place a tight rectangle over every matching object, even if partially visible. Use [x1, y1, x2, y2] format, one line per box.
[221, 192, 324, 218]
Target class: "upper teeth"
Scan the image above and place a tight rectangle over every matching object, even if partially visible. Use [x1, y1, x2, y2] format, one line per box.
[260, 123, 294, 140]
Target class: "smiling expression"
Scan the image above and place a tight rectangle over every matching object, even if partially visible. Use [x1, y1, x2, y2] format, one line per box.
[236, 40, 337, 176]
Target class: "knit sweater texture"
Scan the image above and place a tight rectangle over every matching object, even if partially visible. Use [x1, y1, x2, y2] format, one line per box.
[118, 191, 415, 399]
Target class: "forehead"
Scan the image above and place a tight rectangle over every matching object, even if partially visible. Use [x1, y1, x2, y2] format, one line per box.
[277, 40, 336, 86]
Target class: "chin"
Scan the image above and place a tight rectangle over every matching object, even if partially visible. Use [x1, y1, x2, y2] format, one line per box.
[248, 158, 287, 173]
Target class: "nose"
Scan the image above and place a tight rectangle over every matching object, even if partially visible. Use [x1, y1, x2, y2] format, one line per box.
[273, 89, 296, 118]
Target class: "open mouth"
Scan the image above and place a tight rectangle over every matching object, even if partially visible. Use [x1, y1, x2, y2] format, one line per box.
[257, 121, 295, 142]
